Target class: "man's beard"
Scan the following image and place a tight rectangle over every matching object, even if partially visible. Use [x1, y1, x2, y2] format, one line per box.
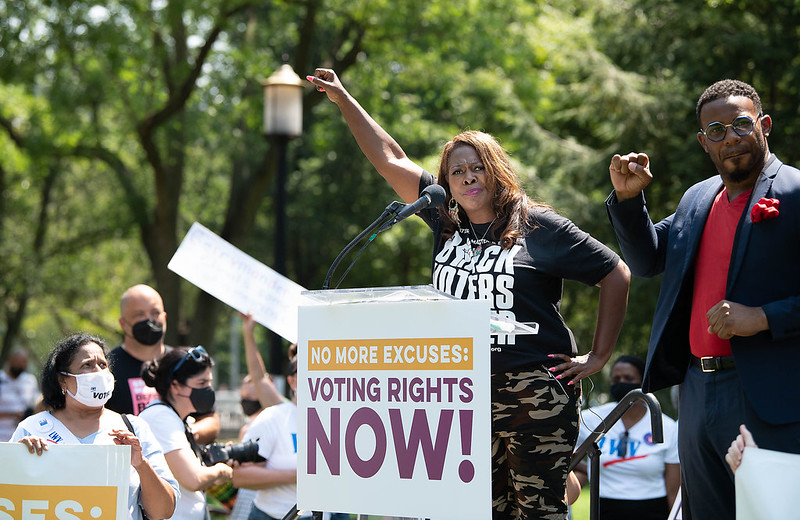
[727, 166, 752, 183]
[721, 132, 767, 183]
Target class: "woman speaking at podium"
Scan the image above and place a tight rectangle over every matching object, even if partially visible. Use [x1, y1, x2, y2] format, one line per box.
[307, 69, 630, 520]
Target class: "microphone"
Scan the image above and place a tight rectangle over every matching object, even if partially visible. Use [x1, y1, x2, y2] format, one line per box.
[323, 185, 446, 289]
[381, 184, 446, 231]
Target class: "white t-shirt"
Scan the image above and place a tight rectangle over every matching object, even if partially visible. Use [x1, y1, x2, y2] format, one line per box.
[243, 401, 298, 519]
[576, 401, 679, 500]
[12, 410, 179, 520]
[0, 370, 39, 441]
[139, 401, 206, 520]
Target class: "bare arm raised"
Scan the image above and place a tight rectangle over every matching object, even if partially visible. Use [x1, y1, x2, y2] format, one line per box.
[306, 68, 424, 203]
[241, 312, 283, 408]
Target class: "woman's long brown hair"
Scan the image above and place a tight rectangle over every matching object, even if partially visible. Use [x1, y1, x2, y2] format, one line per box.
[436, 131, 546, 248]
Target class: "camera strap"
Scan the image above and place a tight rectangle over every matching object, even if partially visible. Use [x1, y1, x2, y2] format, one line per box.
[141, 402, 211, 520]
[143, 401, 204, 463]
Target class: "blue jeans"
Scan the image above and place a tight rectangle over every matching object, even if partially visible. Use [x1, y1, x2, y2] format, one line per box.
[247, 505, 325, 520]
[247, 505, 279, 520]
[247, 506, 351, 520]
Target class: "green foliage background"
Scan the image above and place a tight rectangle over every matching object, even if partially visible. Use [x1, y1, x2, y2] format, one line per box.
[2, 0, 799, 405]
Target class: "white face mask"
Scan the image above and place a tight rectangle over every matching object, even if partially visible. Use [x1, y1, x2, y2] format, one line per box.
[61, 370, 115, 407]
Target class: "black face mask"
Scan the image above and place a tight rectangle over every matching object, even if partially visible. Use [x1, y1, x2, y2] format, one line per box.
[131, 319, 164, 346]
[240, 398, 262, 417]
[610, 382, 641, 403]
[190, 386, 215, 415]
[9, 367, 25, 378]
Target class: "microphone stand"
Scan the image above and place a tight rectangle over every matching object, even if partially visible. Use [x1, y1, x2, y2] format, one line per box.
[322, 200, 404, 290]
[283, 200, 405, 520]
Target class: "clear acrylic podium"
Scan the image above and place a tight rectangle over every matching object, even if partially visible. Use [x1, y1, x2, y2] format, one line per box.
[294, 284, 537, 520]
[301, 284, 540, 337]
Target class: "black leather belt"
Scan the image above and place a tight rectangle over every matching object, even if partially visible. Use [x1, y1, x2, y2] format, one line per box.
[692, 355, 736, 372]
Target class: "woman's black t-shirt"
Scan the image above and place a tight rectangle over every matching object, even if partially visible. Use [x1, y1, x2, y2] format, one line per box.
[417, 172, 620, 373]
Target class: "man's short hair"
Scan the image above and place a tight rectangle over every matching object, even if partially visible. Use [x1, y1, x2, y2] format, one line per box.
[696, 79, 763, 127]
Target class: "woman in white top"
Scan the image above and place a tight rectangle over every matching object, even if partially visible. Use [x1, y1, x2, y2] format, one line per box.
[233, 351, 300, 520]
[575, 355, 680, 520]
[139, 346, 233, 519]
[12, 333, 178, 520]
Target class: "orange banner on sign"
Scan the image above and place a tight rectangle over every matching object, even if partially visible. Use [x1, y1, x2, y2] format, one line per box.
[308, 338, 473, 370]
[0, 484, 118, 520]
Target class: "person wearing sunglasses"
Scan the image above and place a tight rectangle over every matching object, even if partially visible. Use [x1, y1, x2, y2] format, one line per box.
[573, 355, 679, 519]
[606, 78, 800, 519]
[139, 346, 233, 519]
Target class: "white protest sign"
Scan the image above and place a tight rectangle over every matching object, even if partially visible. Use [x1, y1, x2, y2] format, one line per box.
[736, 446, 800, 519]
[168, 222, 310, 343]
[0, 443, 130, 520]
[297, 296, 492, 520]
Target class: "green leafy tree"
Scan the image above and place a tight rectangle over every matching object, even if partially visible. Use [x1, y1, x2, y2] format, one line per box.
[4, 0, 799, 389]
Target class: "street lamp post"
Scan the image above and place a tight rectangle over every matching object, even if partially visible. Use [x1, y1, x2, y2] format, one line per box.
[261, 63, 304, 375]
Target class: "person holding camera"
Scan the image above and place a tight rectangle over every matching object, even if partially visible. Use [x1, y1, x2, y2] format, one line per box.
[233, 349, 301, 520]
[139, 345, 233, 519]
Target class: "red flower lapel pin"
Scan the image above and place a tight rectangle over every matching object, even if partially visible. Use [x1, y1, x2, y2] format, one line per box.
[751, 197, 780, 223]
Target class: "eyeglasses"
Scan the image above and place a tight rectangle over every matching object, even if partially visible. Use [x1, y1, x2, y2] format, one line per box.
[170, 346, 208, 379]
[618, 430, 629, 459]
[702, 113, 761, 142]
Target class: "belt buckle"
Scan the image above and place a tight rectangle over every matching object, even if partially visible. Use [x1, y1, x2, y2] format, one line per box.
[700, 356, 717, 373]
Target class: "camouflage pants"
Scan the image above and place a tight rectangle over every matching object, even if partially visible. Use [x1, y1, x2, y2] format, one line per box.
[491, 365, 580, 520]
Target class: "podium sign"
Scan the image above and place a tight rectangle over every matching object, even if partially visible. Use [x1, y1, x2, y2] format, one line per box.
[297, 292, 491, 519]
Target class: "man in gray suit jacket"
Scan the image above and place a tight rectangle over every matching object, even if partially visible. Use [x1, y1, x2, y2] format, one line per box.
[605, 79, 800, 519]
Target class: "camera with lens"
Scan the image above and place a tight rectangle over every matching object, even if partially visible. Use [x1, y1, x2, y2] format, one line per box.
[200, 438, 265, 466]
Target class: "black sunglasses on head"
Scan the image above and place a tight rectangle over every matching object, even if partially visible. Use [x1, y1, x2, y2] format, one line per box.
[170, 346, 208, 379]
